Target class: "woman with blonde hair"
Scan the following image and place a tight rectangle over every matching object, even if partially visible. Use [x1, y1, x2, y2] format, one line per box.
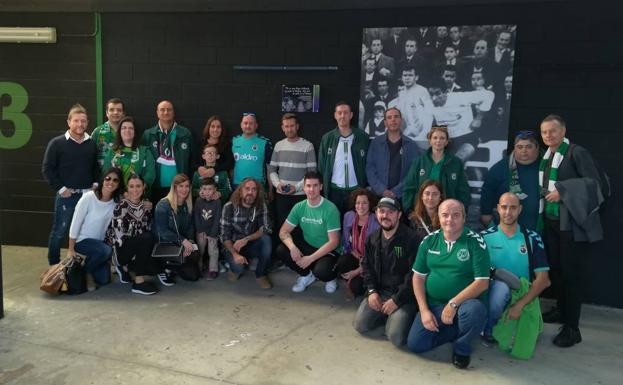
[154, 173, 197, 283]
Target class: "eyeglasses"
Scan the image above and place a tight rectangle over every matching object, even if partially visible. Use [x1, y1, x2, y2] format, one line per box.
[104, 176, 120, 183]
[516, 130, 535, 139]
[242, 112, 256, 117]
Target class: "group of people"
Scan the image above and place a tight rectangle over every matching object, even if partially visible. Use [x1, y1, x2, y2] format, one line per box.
[42, 96, 605, 368]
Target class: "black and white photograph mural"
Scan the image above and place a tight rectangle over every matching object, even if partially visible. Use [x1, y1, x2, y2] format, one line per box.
[359, 25, 517, 220]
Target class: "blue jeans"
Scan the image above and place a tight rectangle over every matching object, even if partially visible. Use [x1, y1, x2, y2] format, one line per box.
[484, 280, 511, 336]
[224, 234, 272, 277]
[75, 238, 112, 285]
[407, 299, 487, 356]
[47, 193, 82, 265]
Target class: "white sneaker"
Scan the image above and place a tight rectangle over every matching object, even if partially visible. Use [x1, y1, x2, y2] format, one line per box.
[324, 279, 338, 294]
[292, 272, 316, 293]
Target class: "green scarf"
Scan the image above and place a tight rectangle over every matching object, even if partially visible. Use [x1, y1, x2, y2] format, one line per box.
[538, 138, 570, 219]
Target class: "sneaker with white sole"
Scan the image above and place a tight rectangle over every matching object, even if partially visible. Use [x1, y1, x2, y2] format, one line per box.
[157, 270, 175, 286]
[115, 264, 131, 284]
[324, 279, 338, 293]
[132, 281, 158, 295]
[292, 272, 316, 293]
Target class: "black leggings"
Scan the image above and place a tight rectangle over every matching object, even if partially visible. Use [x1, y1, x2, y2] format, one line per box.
[276, 229, 337, 282]
[334, 253, 364, 296]
[116, 232, 161, 276]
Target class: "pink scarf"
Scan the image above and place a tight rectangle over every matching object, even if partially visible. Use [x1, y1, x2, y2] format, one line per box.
[351, 214, 369, 257]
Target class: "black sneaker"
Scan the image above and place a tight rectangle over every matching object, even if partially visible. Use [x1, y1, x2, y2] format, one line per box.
[553, 325, 582, 347]
[481, 334, 497, 348]
[157, 270, 176, 286]
[115, 264, 131, 284]
[452, 353, 471, 369]
[542, 307, 562, 324]
[131, 281, 158, 295]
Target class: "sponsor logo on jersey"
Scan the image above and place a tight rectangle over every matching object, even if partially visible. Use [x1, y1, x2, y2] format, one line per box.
[301, 216, 323, 225]
[427, 249, 440, 255]
[457, 248, 470, 262]
[238, 153, 259, 161]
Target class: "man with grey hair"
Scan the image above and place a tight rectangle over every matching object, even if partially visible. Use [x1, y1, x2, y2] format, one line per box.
[480, 130, 541, 230]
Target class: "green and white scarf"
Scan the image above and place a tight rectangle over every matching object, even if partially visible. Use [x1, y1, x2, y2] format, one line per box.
[538, 138, 570, 219]
[508, 152, 527, 200]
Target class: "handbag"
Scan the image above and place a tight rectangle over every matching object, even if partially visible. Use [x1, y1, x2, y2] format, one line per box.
[151, 207, 184, 264]
[65, 255, 87, 295]
[39, 254, 85, 295]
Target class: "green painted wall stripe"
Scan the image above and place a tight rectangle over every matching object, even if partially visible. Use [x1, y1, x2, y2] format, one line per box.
[95, 12, 103, 126]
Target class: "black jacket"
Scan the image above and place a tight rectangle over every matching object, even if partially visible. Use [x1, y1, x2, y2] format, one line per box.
[361, 223, 421, 307]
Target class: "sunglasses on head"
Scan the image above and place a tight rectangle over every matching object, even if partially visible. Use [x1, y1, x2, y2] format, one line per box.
[516, 130, 535, 139]
[104, 176, 120, 182]
[242, 112, 256, 117]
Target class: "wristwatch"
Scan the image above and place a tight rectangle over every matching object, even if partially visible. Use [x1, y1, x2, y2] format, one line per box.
[449, 301, 459, 309]
[367, 289, 377, 296]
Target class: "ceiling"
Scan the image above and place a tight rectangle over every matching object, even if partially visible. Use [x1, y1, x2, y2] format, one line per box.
[0, 0, 565, 12]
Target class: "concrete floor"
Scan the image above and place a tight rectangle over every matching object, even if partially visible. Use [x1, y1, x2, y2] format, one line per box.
[1, 246, 621, 385]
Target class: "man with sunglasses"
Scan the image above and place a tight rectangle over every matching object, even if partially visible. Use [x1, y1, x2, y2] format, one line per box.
[232, 112, 273, 196]
[480, 131, 541, 231]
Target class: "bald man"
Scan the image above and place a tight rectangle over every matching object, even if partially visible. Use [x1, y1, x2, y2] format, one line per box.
[407, 199, 490, 369]
[142, 100, 194, 202]
[480, 192, 551, 348]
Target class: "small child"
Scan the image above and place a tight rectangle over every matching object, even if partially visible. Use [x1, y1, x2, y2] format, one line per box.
[192, 144, 232, 204]
[193, 178, 221, 280]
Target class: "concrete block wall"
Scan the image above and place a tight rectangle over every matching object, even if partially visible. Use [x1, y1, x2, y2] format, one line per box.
[1, 2, 622, 306]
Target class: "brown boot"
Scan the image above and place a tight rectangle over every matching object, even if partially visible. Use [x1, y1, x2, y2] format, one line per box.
[227, 271, 241, 282]
[256, 276, 272, 289]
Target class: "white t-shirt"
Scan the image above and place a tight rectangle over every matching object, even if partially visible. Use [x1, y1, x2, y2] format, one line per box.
[331, 134, 358, 188]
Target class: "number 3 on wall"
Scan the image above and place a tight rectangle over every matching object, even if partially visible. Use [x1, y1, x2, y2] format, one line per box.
[0, 82, 32, 150]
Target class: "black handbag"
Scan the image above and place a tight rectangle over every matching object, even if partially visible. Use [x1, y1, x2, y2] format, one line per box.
[65, 255, 87, 295]
[152, 209, 184, 264]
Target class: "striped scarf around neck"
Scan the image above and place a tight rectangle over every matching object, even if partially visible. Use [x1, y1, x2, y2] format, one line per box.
[538, 137, 570, 219]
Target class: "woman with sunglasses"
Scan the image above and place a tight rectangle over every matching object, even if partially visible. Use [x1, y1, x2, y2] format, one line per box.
[402, 125, 470, 213]
[196, 115, 234, 180]
[106, 174, 161, 295]
[103, 116, 155, 198]
[67, 167, 124, 288]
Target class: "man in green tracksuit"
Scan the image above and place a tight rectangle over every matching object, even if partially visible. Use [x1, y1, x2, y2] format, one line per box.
[91, 98, 125, 170]
[317, 101, 369, 215]
[142, 100, 194, 202]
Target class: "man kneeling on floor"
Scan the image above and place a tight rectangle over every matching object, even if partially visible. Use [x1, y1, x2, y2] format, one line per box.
[220, 177, 273, 289]
[480, 192, 550, 358]
[407, 199, 490, 369]
[353, 197, 421, 347]
[277, 171, 340, 293]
